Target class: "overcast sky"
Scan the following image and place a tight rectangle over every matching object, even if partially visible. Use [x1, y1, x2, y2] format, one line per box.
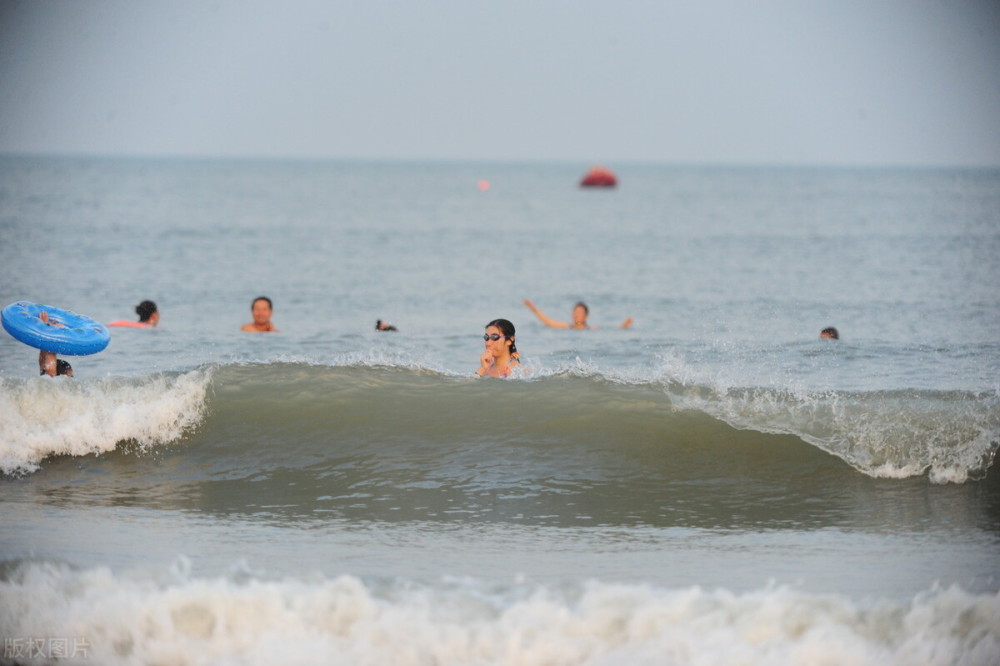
[1, 0, 998, 167]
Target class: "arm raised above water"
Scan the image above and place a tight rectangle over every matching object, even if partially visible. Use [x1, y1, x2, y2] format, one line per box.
[523, 299, 569, 329]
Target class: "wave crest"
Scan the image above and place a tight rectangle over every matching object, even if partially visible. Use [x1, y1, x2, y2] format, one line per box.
[3, 361, 997, 483]
[0, 369, 211, 475]
[665, 381, 1000, 483]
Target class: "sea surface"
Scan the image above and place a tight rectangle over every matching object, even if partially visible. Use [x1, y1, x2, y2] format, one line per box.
[1, 156, 999, 665]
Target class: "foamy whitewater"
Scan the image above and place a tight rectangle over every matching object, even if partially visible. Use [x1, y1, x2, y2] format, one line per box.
[1, 157, 998, 664]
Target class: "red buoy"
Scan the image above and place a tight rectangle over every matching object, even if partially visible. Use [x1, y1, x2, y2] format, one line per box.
[579, 166, 617, 188]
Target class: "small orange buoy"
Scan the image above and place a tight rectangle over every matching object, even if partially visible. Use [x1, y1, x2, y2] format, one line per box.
[580, 166, 617, 188]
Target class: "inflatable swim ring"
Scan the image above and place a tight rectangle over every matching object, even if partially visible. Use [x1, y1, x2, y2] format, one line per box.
[1, 301, 110, 356]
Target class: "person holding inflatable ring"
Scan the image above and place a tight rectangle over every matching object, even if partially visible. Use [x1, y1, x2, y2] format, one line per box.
[2, 300, 107, 375]
[37, 311, 73, 377]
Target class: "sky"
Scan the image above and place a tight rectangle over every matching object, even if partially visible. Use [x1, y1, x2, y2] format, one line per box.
[1, 0, 998, 167]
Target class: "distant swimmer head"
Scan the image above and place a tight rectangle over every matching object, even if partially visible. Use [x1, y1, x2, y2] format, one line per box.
[572, 302, 589, 327]
[820, 327, 839, 340]
[485, 318, 517, 355]
[251, 296, 273, 322]
[376, 320, 398, 332]
[136, 300, 158, 325]
[241, 296, 278, 333]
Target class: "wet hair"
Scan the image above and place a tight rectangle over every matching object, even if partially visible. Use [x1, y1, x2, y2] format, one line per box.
[821, 327, 839, 340]
[486, 318, 517, 355]
[41, 360, 73, 376]
[135, 300, 158, 323]
[252, 296, 273, 310]
[574, 302, 590, 315]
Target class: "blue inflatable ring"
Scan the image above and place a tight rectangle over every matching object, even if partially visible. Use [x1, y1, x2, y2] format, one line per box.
[2, 301, 110, 356]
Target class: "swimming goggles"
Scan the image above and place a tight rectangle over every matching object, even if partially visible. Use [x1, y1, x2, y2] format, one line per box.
[483, 333, 506, 341]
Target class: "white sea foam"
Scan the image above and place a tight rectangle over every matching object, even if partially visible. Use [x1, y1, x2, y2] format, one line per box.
[0, 369, 210, 475]
[1, 558, 997, 666]
[653, 352, 1000, 483]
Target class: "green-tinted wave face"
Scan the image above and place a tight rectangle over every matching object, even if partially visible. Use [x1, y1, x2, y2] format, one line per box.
[6, 362, 996, 533]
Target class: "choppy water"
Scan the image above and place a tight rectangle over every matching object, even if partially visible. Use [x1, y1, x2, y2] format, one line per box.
[1, 157, 998, 664]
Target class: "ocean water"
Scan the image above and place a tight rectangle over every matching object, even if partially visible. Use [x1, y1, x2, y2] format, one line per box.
[1, 156, 999, 665]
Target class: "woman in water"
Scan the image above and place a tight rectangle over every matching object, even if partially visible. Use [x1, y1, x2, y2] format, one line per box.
[476, 318, 520, 378]
[108, 300, 159, 328]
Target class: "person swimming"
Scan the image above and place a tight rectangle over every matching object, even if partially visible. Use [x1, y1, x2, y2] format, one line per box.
[108, 300, 159, 328]
[523, 299, 632, 329]
[40, 357, 73, 377]
[820, 327, 839, 339]
[241, 296, 279, 333]
[36, 311, 73, 377]
[476, 318, 520, 378]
